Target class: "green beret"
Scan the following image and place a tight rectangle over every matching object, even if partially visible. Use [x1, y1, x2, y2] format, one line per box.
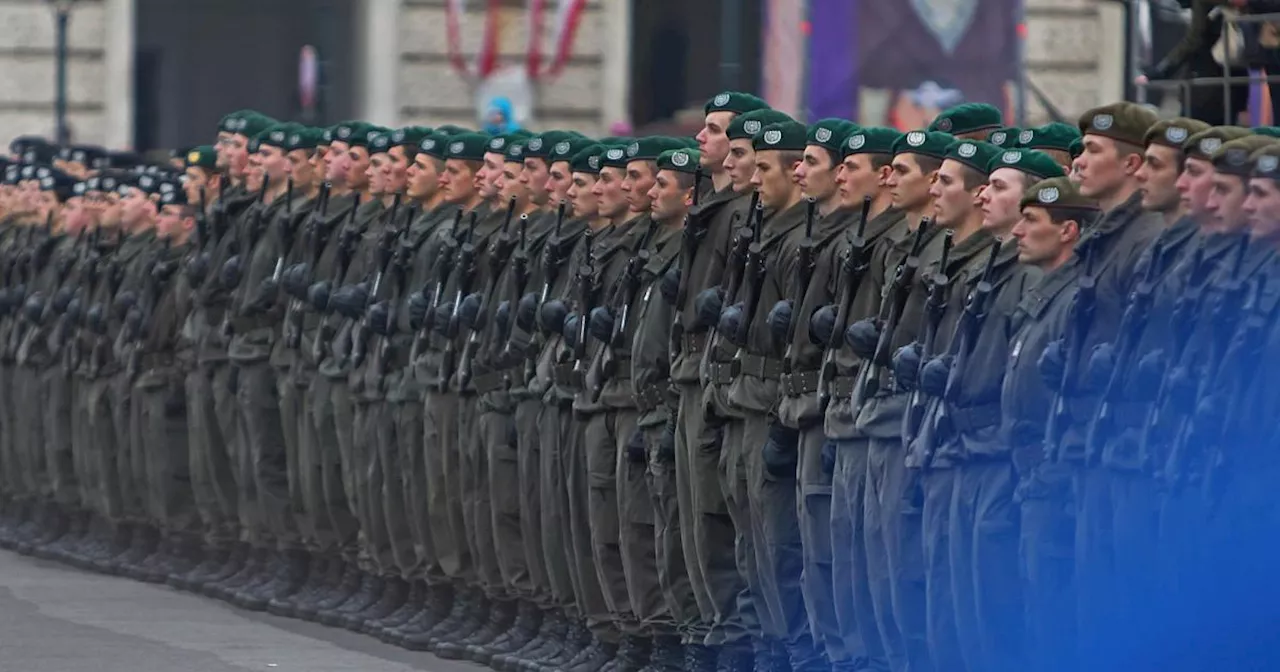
[486, 132, 531, 156]
[160, 187, 188, 207]
[284, 127, 323, 152]
[727, 109, 795, 141]
[1144, 118, 1210, 150]
[1069, 138, 1084, 160]
[626, 137, 690, 162]
[1212, 136, 1280, 177]
[929, 103, 1003, 136]
[1020, 176, 1100, 211]
[549, 136, 597, 164]
[390, 126, 433, 149]
[219, 110, 273, 135]
[349, 125, 391, 150]
[892, 130, 954, 161]
[842, 127, 900, 158]
[704, 91, 770, 116]
[986, 127, 1022, 148]
[753, 121, 808, 152]
[418, 132, 452, 159]
[504, 140, 527, 162]
[944, 140, 1000, 176]
[1253, 126, 1280, 139]
[1021, 123, 1082, 153]
[444, 133, 491, 162]
[808, 119, 859, 154]
[434, 124, 472, 136]
[569, 144, 606, 174]
[1077, 102, 1158, 147]
[657, 148, 701, 175]
[599, 144, 632, 169]
[1184, 126, 1253, 161]
[1251, 144, 1280, 180]
[525, 131, 579, 159]
[329, 121, 367, 145]
[184, 145, 218, 170]
[369, 131, 395, 154]
[987, 148, 1066, 181]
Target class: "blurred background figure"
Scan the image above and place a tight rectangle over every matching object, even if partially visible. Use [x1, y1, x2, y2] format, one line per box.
[483, 96, 521, 135]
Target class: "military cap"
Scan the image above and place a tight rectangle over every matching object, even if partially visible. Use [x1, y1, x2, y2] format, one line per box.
[284, 127, 324, 152]
[892, 130, 954, 161]
[944, 139, 1000, 176]
[418, 132, 452, 159]
[220, 111, 277, 138]
[753, 121, 808, 152]
[486, 130, 533, 156]
[134, 172, 172, 195]
[525, 131, 579, 159]
[58, 144, 106, 166]
[390, 126, 433, 149]
[255, 123, 296, 150]
[3, 164, 18, 185]
[929, 103, 1003, 136]
[218, 111, 246, 134]
[807, 119, 859, 154]
[1184, 126, 1253, 161]
[1019, 176, 1100, 211]
[504, 140, 527, 162]
[19, 143, 57, 165]
[1251, 144, 1280, 180]
[444, 132, 491, 161]
[1253, 126, 1280, 139]
[38, 168, 77, 202]
[1018, 123, 1081, 153]
[986, 127, 1022, 148]
[160, 186, 188, 207]
[599, 144, 632, 169]
[728, 110, 795, 141]
[842, 127, 900, 158]
[987, 148, 1066, 181]
[329, 121, 376, 146]
[1077, 102, 1158, 147]
[435, 124, 472, 136]
[1144, 118, 1211, 151]
[657, 148, 701, 175]
[570, 144, 606, 174]
[549, 136, 597, 164]
[348, 125, 391, 149]
[9, 135, 48, 158]
[1212, 136, 1280, 177]
[184, 145, 218, 170]
[704, 91, 770, 116]
[627, 137, 691, 162]
[1068, 138, 1084, 160]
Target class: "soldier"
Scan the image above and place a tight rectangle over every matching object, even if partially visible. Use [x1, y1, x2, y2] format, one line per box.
[1000, 177, 1096, 672]
[1134, 118, 1210, 225]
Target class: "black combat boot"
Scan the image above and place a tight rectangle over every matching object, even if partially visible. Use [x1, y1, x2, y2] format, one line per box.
[388, 582, 454, 646]
[172, 545, 229, 591]
[436, 595, 515, 659]
[342, 576, 408, 631]
[636, 634, 683, 672]
[366, 579, 424, 636]
[298, 559, 357, 622]
[270, 552, 329, 617]
[527, 618, 589, 671]
[318, 573, 381, 627]
[564, 633, 618, 672]
[242, 549, 309, 612]
[400, 585, 473, 651]
[470, 598, 542, 664]
[427, 590, 491, 651]
[716, 645, 754, 672]
[683, 642, 718, 672]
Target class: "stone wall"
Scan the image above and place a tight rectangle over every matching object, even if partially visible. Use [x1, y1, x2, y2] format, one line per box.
[1023, 0, 1126, 124]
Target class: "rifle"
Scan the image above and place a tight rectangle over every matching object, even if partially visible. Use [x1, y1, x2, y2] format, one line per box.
[310, 191, 363, 366]
[781, 197, 818, 366]
[350, 192, 404, 369]
[669, 167, 706, 351]
[1044, 237, 1099, 464]
[593, 217, 661, 399]
[457, 198, 518, 389]
[501, 211, 532, 388]
[124, 237, 172, 380]
[269, 177, 295, 283]
[942, 240, 1002, 403]
[570, 225, 599, 387]
[440, 211, 481, 386]
[196, 186, 210, 247]
[904, 229, 954, 445]
[728, 199, 769, 365]
[285, 182, 331, 349]
[818, 197, 874, 412]
[374, 202, 422, 376]
[716, 193, 761, 326]
[408, 209, 463, 364]
[219, 175, 270, 338]
[861, 218, 932, 399]
[537, 200, 569, 311]
[1086, 239, 1165, 465]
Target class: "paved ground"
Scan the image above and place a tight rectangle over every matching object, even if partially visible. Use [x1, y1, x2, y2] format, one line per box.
[0, 550, 483, 671]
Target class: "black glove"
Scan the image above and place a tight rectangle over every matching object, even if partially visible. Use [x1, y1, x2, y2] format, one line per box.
[694, 287, 725, 329]
[1038, 339, 1066, 391]
[86, 303, 107, 335]
[588, 306, 615, 343]
[1134, 349, 1166, 398]
[151, 259, 178, 283]
[330, 283, 370, 319]
[762, 423, 800, 479]
[220, 254, 243, 290]
[843, 318, 880, 360]
[307, 281, 333, 312]
[22, 292, 46, 325]
[516, 292, 538, 331]
[809, 304, 836, 345]
[51, 287, 73, 315]
[367, 301, 394, 336]
[659, 266, 680, 305]
[186, 251, 211, 287]
[495, 300, 511, 334]
[65, 296, 83, 324]
[406, 290, 430, 330]
[431, 302, 454, 334]
[539, 299, 569, 334]
[245, 277, 279, 314]
[626, 428, 647, 464]
[919, 355, 953, 398]
[562, 312, 582, 348]
[658, 422, 676, 462]
[282, 263, 312, 299]
[124, 305, 143, 336]
[892, 343, 923, 391]
[458, 292, 484, 331]
[111, 290, 138, 320]
[717, 303, 745, 346]
[1085, 342, 1116, 392]
[767, 299, 793, 347]
[821, 439, 837, 476]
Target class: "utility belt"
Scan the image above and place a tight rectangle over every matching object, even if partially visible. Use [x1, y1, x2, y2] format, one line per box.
[947, 402, 1002, 434]
[633, 381, 670, 413]
[679, 331, 708, 357]
[831, 375, 857, 400]
[733, 352, 783, 381]
[780, 368, 819, 397]
[706, 345, 736, 386]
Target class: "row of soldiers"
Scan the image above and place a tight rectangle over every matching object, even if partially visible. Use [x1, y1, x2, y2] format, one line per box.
[0, 93, 1278, 672]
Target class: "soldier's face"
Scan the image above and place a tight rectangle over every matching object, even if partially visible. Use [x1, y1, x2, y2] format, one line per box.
[311, 145, 329, 186]
[498, 161, 529, 208]
[568, 173, 598, 218]
[1076, 135, 1141, 203]
[929, 160, 982, 229]
[120, 187, 156, 230]
[325, 141, 351, 185]
[697, 111, 735, 170]
[214, 131, 234, 170]
[648, 169, 691, 222]
[1012, 206, 1076, 267]
[623, 161, 657, 214]
[226, 135, 252, 179]
[245, 152, 265, 193]
[157, 204, 193, 239]
[1206, 173, 1248, 233]
[366, 153, 388, 195]
[63, 197, 95, 235]
[836, 154, 886, 208]
[32, 191, 59, 223]
[288, 149, 317, 189]
[547, 162, 573, 207]
[751, 151, 801, 211]
[1136, 144, 1181, 214]
[1175, 157, 1215, 219]
[183, 167, 207, 206]
[1243, 177, 1280, 239]
[259, 145, 290, 187]
[796, 146, 838, 203]
[441, 159, 479, 204]
[479, 153, 505, 200]
[347, 147, 372, 190]
[385, 146, 410, 194]
[593, 167, 629, 219]
[887, 153, 935, 212]
[406, 155, 442, 201]
[979, 168, 1027, 235]
[523, 158, 551, 205]
[724, 139, 756, 192]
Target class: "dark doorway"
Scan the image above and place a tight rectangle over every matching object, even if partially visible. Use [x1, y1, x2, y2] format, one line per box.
[134, 0, 356, 152]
